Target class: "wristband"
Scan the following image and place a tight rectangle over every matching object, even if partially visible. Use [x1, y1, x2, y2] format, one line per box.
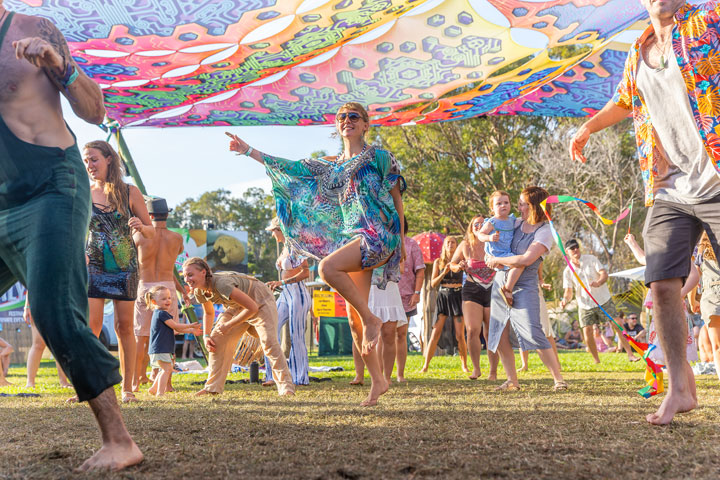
[281, 279, 287, 285]
[414, 291, 421, 295]
[61, 63, 79, 88]
[203, 334, 211, 338]
[244, 145, 254, 156]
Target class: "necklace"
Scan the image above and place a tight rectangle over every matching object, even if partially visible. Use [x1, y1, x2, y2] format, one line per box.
[337, 143, 367, 163]
[652, 33, 671, 71]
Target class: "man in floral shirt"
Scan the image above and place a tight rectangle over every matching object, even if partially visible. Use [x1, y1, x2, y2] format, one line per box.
[570, 0, 720, 425]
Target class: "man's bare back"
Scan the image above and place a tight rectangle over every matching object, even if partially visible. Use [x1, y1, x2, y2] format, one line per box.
[0, 9, 103, 149]
[135, 225, 183, 283]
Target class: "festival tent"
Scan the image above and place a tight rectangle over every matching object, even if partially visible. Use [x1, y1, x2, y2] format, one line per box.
[7, 0, 654, 130]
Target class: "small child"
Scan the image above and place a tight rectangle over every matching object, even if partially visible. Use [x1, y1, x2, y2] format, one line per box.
[477, 190, 524, 306]
[146, 285, 201, 396]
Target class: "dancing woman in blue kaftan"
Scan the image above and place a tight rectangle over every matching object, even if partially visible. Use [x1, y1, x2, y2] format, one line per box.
[227, 102, 405, 406]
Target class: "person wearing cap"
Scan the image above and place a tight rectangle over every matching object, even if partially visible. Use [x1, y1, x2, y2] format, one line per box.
[560, 239, 638, 364]
[132, 197, 188, 392]
[262, 217, 311, 386]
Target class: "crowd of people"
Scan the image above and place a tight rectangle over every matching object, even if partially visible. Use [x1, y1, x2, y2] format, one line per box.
[2, 0, 720, 473]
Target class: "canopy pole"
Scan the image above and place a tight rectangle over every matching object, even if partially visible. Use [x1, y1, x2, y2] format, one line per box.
[114, 128, 208, 361]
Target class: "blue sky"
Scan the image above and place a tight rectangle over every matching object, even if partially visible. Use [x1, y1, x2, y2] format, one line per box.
[63, 98, 340, 208]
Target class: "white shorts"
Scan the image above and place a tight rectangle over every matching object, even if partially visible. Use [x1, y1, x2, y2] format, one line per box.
[369, 282, 408, 327]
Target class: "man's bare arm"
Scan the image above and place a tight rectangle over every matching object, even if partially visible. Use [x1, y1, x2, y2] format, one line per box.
[14, 18, 105, 124]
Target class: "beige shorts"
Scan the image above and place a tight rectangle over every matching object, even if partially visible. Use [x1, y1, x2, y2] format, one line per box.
[134, 280, 178, 337]
[150, 353, 174, 368]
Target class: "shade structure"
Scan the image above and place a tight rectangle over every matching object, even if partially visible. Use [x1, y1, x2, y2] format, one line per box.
[412, 231, 446, 264]
[5, 0, 658, 127]
[609, 266, 645, 282]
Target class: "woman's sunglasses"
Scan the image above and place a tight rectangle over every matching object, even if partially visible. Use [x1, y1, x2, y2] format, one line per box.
[336, 112, 362, 123]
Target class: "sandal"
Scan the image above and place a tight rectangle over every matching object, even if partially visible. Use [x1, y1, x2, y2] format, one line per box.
[553, 381, 569, 392]
[121, 391, 138, 403]
[494, 380, 521, 391]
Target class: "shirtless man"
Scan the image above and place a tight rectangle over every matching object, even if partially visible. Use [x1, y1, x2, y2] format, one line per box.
[0, 4, 142, 471]
[132, 197, 188, 391]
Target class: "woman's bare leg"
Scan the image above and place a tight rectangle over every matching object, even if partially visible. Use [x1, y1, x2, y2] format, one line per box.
[350, 342, 365, 385]
[707, 316, 720, 382]
[380, 321, 398, 383]
[519, 350, 529, 372]
[113, 301, 137, 402]
[395, 323, 409, 382]
[133, 336, 150, 391]
[346, 269, 388, 406]
[482, 313, 499, 380]
[421, 315, 447, 372]
[88, 297, 105, 337]
[463, 301, 484, 379]
[455, 317, 469, 372]
[26, 323, 46, 388]
[318, 239, 384, 354]
[496, 323, 518, 387]
[547, 336, 562, 371]
[537, 348, 564, 383]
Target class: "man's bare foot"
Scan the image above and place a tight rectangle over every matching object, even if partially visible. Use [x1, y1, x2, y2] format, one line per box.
[361, 315, 383, 355]
[419, 366, 428, 373]
[646, 392, 697, 425]
[138, 376, 150, 385]
[280, 390, 295, 396]
[628, 355, 640, 362]
[0, 379, 12, 386]
[518, 365, 528, 373]
[148, 387, 156, 395]
[75, 440, 144, 472]
[66, 395, 79, 404]
[396, 376, 407, 383]
[25, 382, 35, 389]
[469, 369, 481, 380]
[349, 377, 364, 386]
[194, 389, 218, 396]
[262, 379, 276, 387]
[360, 378, 389, 407]
[488, 373, 497, 381]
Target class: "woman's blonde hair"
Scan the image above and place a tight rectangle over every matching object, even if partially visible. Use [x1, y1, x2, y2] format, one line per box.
[465, 215, 484, 249]
[438, 235, 457, 271]
[699, 232, 717, 262]
[144, 285, 171, 309]
[521, 186, 550, 225]
[336, 102, 369, 122]
[182, 257, 213, 282]
[84, 140, 130, 215]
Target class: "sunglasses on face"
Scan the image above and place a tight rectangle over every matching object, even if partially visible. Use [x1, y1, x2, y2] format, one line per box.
[336, 112, 362, 123]
[567, 246, 579, 251]
[629, 316, 637, 320]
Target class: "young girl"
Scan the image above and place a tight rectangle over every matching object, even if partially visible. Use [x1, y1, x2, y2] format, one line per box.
[145, 285, 201, 396]
[477, 191, 523, 306]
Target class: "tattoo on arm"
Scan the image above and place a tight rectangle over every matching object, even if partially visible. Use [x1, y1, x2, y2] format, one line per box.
[37, 18, 72, 88]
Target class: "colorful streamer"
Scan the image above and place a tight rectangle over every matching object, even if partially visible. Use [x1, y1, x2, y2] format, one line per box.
[540, 195, 663, 398]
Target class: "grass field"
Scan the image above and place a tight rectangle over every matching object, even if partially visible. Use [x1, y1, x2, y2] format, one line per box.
[1, 351, 720, 479]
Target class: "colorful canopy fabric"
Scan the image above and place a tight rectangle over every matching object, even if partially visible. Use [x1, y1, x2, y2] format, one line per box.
[7, 0, 652, 127]
[412, 232, 446, 264]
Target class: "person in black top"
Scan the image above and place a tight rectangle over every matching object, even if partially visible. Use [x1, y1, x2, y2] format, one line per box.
[144, 285, 200, 396]
[421, 236, 468, 373]
[623, 314, 646, 343]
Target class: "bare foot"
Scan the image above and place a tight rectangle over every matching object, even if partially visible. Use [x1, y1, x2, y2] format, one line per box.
[25, 382, 35, 389]
[138, 376, 151, 385]
[66, 395, 79, 404]
[0, 379, 12, 386]
[349, 377, 364, 386]
[628, 355, 640, 362]
[361, 378, 389, 407]
[75, 440, 144, 472]
[194, 389, 218, 397]
[518, 365, 528, 373]
[147, 387, 156, 396]
[280, 390, 295, 396]
[488, 373, 497, 381]
[262, 379, 276, 387]
[461, 365, 470, 373]
[361, 314, 383, 355]
[396, 376, 407, 383]
[419, 366, 428, 373]
[121, 392, 138, 404]
[60, 382, 73, 389]
[495, 380, 521, 391]
[469, 369, 481, 380]
[646, 364, 697, 425]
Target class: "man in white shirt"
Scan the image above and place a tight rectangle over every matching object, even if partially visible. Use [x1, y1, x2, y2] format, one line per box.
[561, 239, 639, 364]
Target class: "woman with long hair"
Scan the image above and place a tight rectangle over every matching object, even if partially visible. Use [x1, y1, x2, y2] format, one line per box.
[182, 257, 294, 396]
[421, 235, 468, 373]
[452, 215, 499, 379]
[486, 186, 566, 391]
[83, 140, 153, 403]
[226, 102, 404, 406]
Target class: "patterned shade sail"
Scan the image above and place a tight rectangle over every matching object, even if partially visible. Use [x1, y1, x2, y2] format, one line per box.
[412, 232, 446, 264]
[6, 0, 651, 127]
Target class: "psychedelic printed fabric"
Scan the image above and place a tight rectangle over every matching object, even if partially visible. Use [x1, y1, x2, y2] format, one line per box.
[264, 147, 404, 289]
[6, 0, 652, 127]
